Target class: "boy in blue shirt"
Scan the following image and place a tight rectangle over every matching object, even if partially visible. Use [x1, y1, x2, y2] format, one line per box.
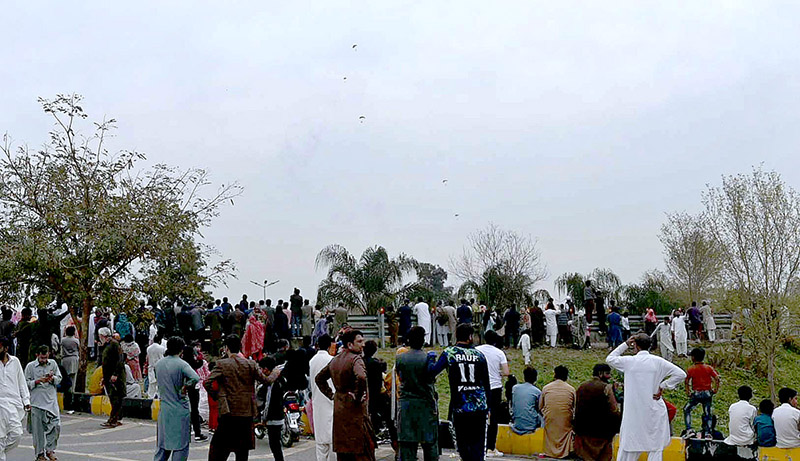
[755, 399, 777, 447]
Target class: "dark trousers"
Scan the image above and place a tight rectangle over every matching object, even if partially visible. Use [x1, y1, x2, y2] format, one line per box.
[486, 388, 501, 450]
[453, 411, 487, 461]
[106, 381, 125, 423]
[370, 394, 398, 446]
[188, 387, 202, 437]
[505, 331, 518, 349]
[208, 445, 249, 461]
[400, 441, 438, 461]
[267, 424, 284, 461]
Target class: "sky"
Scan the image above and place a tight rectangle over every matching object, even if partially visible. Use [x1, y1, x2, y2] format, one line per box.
[2, 2, 799, 303]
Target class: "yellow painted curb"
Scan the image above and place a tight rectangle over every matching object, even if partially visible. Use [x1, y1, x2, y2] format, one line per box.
[301, 412, 312, 436]
[760, 447, 800, 460]
[496, 425, 686, 461]
[152, 399, 160, 421]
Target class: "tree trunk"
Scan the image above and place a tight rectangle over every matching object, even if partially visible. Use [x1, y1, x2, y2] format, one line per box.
[74, 295, 93, 393]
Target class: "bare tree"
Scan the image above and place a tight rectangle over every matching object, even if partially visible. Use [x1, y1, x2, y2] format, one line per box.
[450, 223, 547, 306]
[658, 211, 722, 303]
[703, 167, 800, 400]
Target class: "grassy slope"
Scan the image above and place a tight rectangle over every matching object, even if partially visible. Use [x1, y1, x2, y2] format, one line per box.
[377, 343, 800, 435]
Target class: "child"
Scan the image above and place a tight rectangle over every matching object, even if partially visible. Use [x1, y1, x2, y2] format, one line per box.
[621, 312, 631, 340]
[518, 329, 532, 365]
[754, 399, 777, 447]
[724, 385, 757, 446]
[683, 347, 720, 439]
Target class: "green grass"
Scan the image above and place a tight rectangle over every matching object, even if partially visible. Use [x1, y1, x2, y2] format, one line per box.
[377, 342, 800, 435]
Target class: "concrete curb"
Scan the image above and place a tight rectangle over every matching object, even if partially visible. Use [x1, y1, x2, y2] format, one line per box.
[495, 424, 799, 460]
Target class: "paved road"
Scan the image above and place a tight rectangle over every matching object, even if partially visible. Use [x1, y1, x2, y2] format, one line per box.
[7, 413, 397, 461]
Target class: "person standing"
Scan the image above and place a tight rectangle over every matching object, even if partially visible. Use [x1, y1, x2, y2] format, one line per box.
[302, 300, 315, 339]
[315, 329, 375, 461]
[510, 367, 542, 435]
[0, 312, 14, 356]
[384, 305, 398, 348]
[154, 337, 201, 461]
[25, 345, 62, 461]
[503, 306, 520, 349]
[13, 308, 34, 369]
[182, 342, 208, 442]
[309, 335, 336, 461]
[396, 326, 438, 461]
[529, 301, 545, 346]
[700, 302, 716, 342]
[583, 280, 596, 326]
[544, 302, 558, 348]
[517, 330, 532, 365]
[0, 336, 30, 461]
[606, 306, 623, 349]
[147, 334, 167, 399]
[190, 304, 206, 344]
[204, 334, 279, 461]
[333, 303, 349, 336]
[398, 300, 414, 344]
[539, 366, 575, 459]
[606, 333, 687, 461]
[444, 301, 458, 346]
[456, 299, 472, 326]
[573, 364, 620, 461]
[60, 326, 80, 412]
[644, 309, 658, 336]
[413, 298, 431, 346]
[290, 288, 304, 338]
[364, 341, 396, 450]
[434, 302, 450, 347]
[671, 311, 688, 357]
[429, 324, 490, 461]
[650, 317, 674, 362]
[99, 327, 126, 428]
[475, 330, 509, 457]
[687, 302, 703, 341]
[683, 347, 720, 438]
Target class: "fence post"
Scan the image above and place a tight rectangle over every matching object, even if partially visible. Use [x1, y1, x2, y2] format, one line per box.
[379, 312, 385, 348]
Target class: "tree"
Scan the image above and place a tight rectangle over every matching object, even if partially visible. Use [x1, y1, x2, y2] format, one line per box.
[0, 94, 239, 390]
[703, 167, 800, 400]
[408, 262, 454, 303]
[451, 223, 547, 307]
[554, 268, 622, 307]
[315, 245, 418, 314]
[621, 269, 682, 315]
[658, 211, 722, 303]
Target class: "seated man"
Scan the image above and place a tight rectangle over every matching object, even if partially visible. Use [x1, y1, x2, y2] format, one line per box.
[124, 364, 142, 399]
[725, 386, 756, 446]
[773, 387, 800, 449]
[510, 367, 542, 435]
[755, 399, 777, 447]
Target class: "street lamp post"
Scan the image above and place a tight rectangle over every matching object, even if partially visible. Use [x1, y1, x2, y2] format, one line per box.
[250, 279, 280, 301]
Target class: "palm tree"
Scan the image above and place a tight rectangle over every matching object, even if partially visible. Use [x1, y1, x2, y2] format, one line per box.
[315, 244, 419, 314]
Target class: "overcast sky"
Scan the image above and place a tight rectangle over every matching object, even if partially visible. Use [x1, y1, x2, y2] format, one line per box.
[2, 2, 799, 303]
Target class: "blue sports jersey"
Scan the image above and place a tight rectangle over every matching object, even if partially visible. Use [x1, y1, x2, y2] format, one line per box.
[429, 344, 490, 413]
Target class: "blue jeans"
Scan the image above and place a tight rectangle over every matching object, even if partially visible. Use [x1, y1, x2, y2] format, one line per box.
[684, 390, 713, 434]
[291, 316, 302, 337]
[154, 445, 189, 461]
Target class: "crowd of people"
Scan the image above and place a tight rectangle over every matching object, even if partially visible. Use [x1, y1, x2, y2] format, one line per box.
[0, 284, 789, 461]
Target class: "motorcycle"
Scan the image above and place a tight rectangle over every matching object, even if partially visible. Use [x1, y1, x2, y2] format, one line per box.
[254, 389, 303, 448]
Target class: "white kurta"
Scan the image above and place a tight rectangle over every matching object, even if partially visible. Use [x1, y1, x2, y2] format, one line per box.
[651, 323, 674, 352]
[544, 309, 558, 347]
[606, 343, 686, 453]
[413, 302, 432, 344]
[671, 315, 687, 341]
[146, 342, 166, 399]
[87, 313, 96, 348]
[309, 350, 335, 444]
[518, 334, 531, 364]
[0, 356, 31, 461]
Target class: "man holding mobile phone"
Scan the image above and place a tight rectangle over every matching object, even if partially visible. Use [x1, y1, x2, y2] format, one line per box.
[24, 345, 61, 461]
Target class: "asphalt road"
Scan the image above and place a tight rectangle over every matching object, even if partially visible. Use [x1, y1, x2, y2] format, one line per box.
[7, 413, 397, 461]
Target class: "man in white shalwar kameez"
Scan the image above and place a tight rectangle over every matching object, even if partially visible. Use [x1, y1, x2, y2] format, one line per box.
[308, 334, 335, 461]
[671, 313, 688, 357]
[607, 333, 686, 461]
[0, 336, 31, 461]
[650, 317, 675, 362]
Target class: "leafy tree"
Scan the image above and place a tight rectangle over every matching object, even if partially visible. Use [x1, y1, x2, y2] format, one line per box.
[315, 244, 418, 314]
[408, 262, 454, 303]
[554, 268, 622, 307]
[621, 270, 682, 315]
[451, 223, 547, 308]
[659, 211, 722, 303]
[0, 95, 238, 390]
[703, 167, 800, 400]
